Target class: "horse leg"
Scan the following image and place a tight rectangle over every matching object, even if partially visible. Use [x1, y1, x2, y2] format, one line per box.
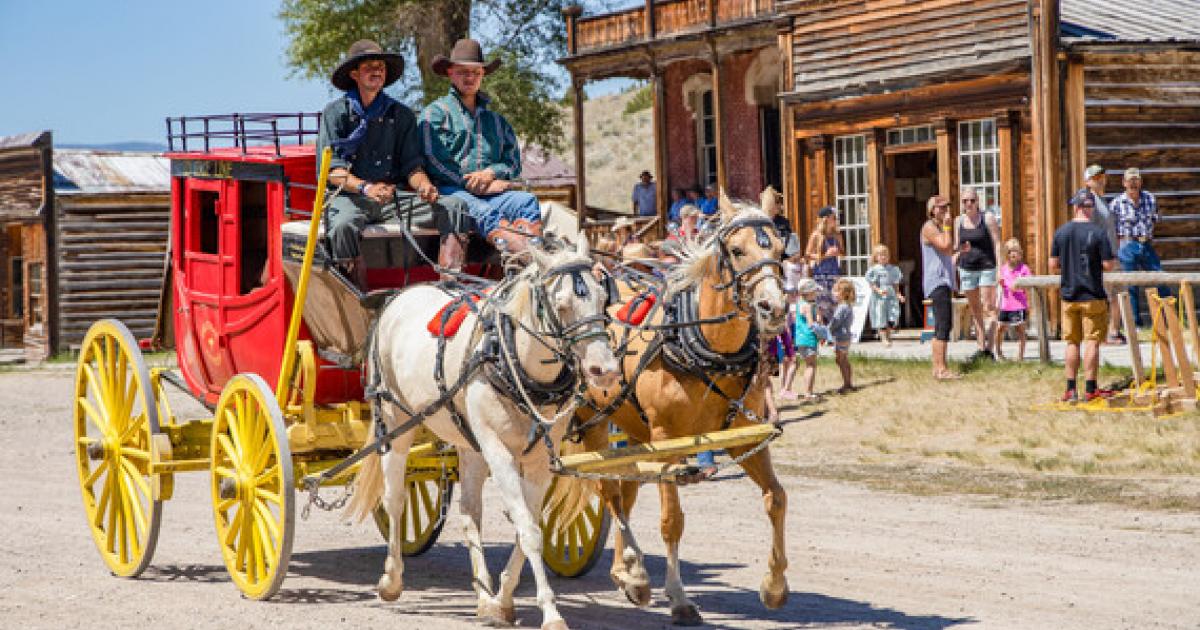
[605, 479, 651, 607]
[659, 482, 702, 625]
[490, 471, 554, 625]
[377, 425, 417, 602]
[457, 450, 507, 624]
[479, 437, 568, 630]
[730, 444, 789, 609]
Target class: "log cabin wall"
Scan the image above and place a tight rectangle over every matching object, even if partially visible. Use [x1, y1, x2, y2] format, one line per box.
[56, 192, 170, 348]
[1075, 47, 1200, 272]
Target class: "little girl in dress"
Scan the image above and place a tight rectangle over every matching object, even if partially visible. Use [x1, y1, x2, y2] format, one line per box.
[994, 238, 1031, 361]
[864, 244, 904, 346]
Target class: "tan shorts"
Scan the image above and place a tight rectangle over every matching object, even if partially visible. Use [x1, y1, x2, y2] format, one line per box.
[1061, 299, 1108, 345]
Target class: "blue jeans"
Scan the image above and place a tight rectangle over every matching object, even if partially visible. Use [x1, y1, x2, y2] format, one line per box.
[1118, 241, 1168, 326]
[696, 451, 715, 468]
[437, 186, 541, 239]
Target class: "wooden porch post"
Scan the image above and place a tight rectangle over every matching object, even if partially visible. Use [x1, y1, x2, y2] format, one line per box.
[933, 117, 957, 209]
[708, 41, 728, 193]
[1029, 0, 1065, 274]
[652, 62, 670, 235]
[995, 110, 1017, 243]
[866, 129, 884, 247]
[778, 24, 797, 230]
[809, 135, 830, 220]
[571, 76, 588, 221]
[644, 0, 656, 40]
[1064, 54, 1088, 197]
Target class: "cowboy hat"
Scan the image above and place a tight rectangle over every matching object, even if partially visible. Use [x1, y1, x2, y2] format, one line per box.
[611, 217, 637, 233]
[330, 40, 405, 92]
[621, 243, 657, 264]
[432, 38, 502, 76]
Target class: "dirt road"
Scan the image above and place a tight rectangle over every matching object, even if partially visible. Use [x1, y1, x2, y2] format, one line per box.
[2, 369, 1197, 629]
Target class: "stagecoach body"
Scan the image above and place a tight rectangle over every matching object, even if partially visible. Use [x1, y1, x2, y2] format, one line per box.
[69, 114, 609, 601]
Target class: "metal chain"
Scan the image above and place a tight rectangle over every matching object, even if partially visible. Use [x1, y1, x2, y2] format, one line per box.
[551, 424, 782, 484]
[301, 474, 355, 521]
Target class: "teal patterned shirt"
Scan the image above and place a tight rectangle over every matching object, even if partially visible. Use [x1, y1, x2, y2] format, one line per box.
[419, 87, 521, 187]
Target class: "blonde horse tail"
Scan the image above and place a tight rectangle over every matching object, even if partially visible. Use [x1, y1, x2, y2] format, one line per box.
[344, 420, 384, 523]
[542, 424, 605, 534]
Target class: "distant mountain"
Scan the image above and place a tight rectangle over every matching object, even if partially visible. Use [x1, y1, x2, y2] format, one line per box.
[59, 141, 168, 153]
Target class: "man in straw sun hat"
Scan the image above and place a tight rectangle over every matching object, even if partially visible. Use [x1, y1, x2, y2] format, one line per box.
[316, 39, 465, 289]
[419, 38, 543, 258]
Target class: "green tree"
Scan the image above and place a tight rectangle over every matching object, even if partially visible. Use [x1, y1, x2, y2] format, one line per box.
[279, 0, 577, 151]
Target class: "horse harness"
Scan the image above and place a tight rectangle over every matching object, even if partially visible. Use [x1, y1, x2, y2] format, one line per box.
[300, 259, 610, 510]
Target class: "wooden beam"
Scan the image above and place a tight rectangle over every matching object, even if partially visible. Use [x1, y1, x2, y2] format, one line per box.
[778, 25, 796, 229]
[995, 110, 1017, 244]
[571, 77, 588, 221]
[1029, 0, 1065, 276]
[556, 423, 778, 473]
[866, 129, 884, 248]
[709, 41, 728, 193]
[643, 0, 655, 40]
[810, 135, 830, 216]
[1064, 57, 1088, 200]
[562, 5, 582, 55]
[1182, 282, 1200, 369]
[651, 62, 669, 238]
[933, 117, 957, 208]
[1033, 287, 1051, 364]
[1118, 291, 1145, 385]
[1148, 289, 1180, 388]
[1162, 297, 1196, 394]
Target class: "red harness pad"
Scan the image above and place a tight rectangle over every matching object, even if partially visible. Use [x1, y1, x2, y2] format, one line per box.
[427, 294, 483, 338]
[615, 292, 657, 325]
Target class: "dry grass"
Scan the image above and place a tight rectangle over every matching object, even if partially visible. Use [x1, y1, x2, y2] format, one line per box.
[554, 88, 653, 212]
[770, 356, 1200, 510]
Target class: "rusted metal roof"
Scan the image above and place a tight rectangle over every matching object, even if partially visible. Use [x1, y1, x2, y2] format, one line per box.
[1062, 0, 1200, 42]
[53, 149, 169, 194]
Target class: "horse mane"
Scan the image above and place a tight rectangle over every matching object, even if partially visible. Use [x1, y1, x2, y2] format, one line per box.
[495, 239, 592, 322]
[667, 200, 769, 297]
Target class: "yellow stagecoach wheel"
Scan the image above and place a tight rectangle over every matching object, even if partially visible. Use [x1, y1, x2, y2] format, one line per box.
[542, 477, 611, 578]
[209, 374, 294, 600]
[73, 319, 163, 577]
[372, 476, 455, 556]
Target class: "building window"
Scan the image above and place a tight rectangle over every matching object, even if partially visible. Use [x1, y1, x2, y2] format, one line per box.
[25, 261, 43, 329]
[697, 89, 717, 187]
[833, 134, 870, 276]
[958, 119, 1001, 219]
[886, 124, 934, 146]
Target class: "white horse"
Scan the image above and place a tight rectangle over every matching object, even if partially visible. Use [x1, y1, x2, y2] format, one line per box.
[347, 236, 619, 630]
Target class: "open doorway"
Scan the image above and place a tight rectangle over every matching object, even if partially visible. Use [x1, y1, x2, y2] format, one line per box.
[887, 150, 937, 327]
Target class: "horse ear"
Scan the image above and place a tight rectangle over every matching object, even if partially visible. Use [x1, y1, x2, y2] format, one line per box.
[719, 189, 738, 221]
[575, 230, 589, 257]
[760, 186, 778, 214]
[527, 242, 551, 270]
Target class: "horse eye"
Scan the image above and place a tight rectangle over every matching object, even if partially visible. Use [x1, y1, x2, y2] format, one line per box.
[731, 248, 745, 257]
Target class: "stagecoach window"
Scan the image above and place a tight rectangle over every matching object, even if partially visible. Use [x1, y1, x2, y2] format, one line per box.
[196, 190, 220, 255]
[698, 89, 718, 187]
[833, 134, 871, 277]
[238, 181, 269, 295]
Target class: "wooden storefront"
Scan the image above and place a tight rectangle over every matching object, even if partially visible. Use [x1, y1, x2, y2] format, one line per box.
[0, 131, 57, 360]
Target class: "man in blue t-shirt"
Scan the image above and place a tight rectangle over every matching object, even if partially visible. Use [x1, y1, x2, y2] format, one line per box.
[698, 184, 719, 216]
[1050, 189, 1116, 403]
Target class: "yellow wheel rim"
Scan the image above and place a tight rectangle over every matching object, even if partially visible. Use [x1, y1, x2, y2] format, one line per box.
[210, 374, 293, 600]
[373, 476, 454, 556]
[542, 477, 610, 578]
[73, 319, 162, 577]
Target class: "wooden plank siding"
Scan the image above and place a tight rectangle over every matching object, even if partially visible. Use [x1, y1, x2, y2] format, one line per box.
[56, 193, 169, 346]
[1080, 48, 1200, 271]
[780, 0, 1031, 102]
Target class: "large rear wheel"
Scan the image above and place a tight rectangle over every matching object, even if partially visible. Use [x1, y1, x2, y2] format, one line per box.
[209, 374, 294, 600]
[372, 476, 454, 556]
[73, 319, 163, 577]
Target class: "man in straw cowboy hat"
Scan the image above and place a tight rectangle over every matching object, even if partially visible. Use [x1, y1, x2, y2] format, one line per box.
[316, 39, 466, 289]
[419, 38, 543, 260]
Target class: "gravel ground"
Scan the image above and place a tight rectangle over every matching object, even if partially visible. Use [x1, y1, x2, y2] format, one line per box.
[2, 369, 1198, 629]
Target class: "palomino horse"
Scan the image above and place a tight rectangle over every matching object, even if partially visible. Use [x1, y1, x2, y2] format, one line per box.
[347, 236, 619, 630]
[550, 192, 789, 625]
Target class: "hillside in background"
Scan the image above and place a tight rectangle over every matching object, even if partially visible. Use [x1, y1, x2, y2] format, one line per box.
[552, 87, 655, 213]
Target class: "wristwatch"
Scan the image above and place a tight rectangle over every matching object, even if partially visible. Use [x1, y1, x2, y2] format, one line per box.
[358, 181, 369, 195]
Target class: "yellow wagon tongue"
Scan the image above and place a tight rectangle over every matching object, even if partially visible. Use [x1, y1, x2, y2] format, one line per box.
[554, 423, 779, 477]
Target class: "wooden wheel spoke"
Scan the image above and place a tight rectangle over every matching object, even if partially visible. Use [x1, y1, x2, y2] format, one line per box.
[236, 503, 252, 574]
[254, 486, 282, 506]
[223, 507, 244, 548]
[119, 468, 149, 540]
[213, 466, 238, 480]
[253, 500, 282, 544]
[82, 460, 106, 490]
[81, 365, 109, 428]
[121, 446, 150, 463]
[119, 457, 151, 502]
[250, 512, 268, 581]
[417, 481, 435, 519]
[254, 464, 280, 488]
[216, 434, 241, 467]
[79, 396, 109, 436]
[250, 425, 274, 475]
[217, 497, 238, 513]
[104, 337, 118, 406]
[407, 483, 421, 537]
[567, 518, 582, 560]
[223, 410, 244, 462]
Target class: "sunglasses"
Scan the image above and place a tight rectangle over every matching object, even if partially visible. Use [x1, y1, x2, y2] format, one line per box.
[934, 204, 950, 209]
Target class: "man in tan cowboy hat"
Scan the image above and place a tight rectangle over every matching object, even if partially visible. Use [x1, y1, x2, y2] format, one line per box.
[610, 216, 638, 250]
[419, 38, 543, 259]
[316, 39, 466, 288]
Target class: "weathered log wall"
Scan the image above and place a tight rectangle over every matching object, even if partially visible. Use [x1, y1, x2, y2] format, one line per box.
[1082, 48, 1200, 271]
[56, 193, 169, 347]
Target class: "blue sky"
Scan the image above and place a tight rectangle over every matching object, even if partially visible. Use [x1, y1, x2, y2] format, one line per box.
[0, 1, 631, 145]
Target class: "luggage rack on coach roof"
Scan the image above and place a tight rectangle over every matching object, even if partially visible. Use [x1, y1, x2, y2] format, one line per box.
[165, 112, 322, 156]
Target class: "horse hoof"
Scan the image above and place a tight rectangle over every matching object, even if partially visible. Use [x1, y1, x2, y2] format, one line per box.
[623, 582, 652, 608]
[760, 574, 789, 610]
[376, 574, 403, 602]
[477, 599, 517, 626]
[541, 621, 570, 630]
[670, 604, 704, 626]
